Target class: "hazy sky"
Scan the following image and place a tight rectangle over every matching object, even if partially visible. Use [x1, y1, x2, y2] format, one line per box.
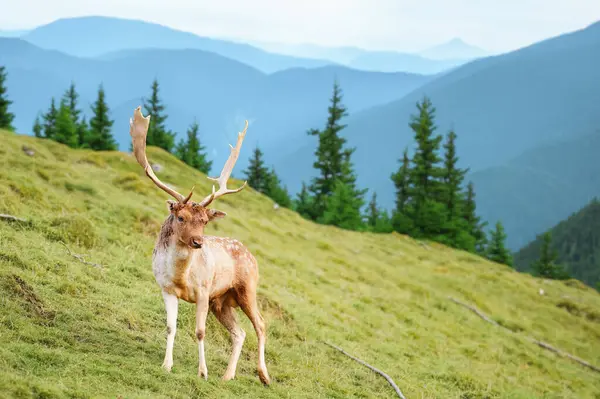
[1, 0, 599, 52]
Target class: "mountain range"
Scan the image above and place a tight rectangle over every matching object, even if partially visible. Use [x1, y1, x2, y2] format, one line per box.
[1, 16, 599, 252]
[274, 20, 600, 249]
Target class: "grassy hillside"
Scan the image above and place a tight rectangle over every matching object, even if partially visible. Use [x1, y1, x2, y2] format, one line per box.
[514, 199, 600, 289]
[1, 129, 599, 398]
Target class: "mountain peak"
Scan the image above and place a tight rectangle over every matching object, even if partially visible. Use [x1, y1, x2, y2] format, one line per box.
[420, 37, 487, 60]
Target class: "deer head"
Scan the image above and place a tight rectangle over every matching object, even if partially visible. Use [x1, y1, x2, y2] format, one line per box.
[129, 106, 248, 249]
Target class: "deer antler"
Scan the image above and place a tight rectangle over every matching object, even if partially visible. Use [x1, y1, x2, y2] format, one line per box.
[198, 120, 249, 207]
[129, 106, 194, 203]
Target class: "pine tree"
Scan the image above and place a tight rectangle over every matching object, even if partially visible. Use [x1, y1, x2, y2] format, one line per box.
[54, 99, 78, 148]
[391, 147, 414, 234]
[32, 115, 43, 138]
[294, 182, 314, 219]
[143, 79, 175, 152]
[43, 98, 58, 139]
[463, 182, 487, 253]
[243, 146, 271, 194]
[175, 121, 212, 174]
[265, 167, 292, 208]
[366, 192, 380, 229]
[308, 81, 354, 219]
[532, 232, 569, 279]
[76, 117, 89, 148]
[487, 221, 512, 266]
[64, 82, 81, 125]
[366, 192, 393, 233]
[88, 84, 117, 151]
[319, 179, 364, 231]
[0, 66, 15, 130]
[440, 130, 473, 250]
[407, 97, 446, 239]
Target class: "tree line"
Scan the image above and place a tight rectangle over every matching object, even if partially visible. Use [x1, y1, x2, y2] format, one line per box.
[0, 65, 574, 282]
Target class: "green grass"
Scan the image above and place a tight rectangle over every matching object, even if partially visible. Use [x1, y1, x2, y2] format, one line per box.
[1, 130, 599, 398]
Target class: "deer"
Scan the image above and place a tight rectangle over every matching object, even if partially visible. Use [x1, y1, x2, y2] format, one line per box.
[129, 106, 270, 385]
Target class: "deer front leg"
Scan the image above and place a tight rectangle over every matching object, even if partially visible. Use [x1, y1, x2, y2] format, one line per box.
[196, 292, 210, 379]
[162, 291, 178, 372]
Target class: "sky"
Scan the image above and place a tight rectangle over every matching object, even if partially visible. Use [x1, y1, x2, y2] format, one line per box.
[1, 0, 599, 52]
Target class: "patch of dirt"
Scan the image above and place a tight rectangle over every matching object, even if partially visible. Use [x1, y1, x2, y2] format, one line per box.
[5, 274, 56, 324]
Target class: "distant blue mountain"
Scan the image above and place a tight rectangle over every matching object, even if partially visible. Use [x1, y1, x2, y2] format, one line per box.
[251, 41, 469, 74]
[21, 16, 334, 73]
[0, 38, 431, 177]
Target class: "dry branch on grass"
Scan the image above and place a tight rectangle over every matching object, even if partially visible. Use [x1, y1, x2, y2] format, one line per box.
[60, 242, 103, 269]
[0, 214, 27, 223]
[448, 296, 600, 373]
[323, 341, 407, 399]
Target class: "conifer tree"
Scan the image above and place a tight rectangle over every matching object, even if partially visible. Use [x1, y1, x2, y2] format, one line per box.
[88, 84, 117, 151]
[487, 221, 512, 266]
[64, 82, 81, 125]
[243, 146, 270, 194]
[366, 192, 393, 233]
[54, 99, 79, 148]
[366, 192, 380, 229]
[76, 117, 89, 148]
[532, 232, 568, 279]
[391, 147, 414, 234]
[407, 97, 446, 239]
[175, 121, 212, 174]
[319, 179, 364, 231]
[0, 66, 15, 130]
[294, 182, 314, 219]
[32, 114, 43, 138]
[265, 167, 292, 208]
[43, 98, 58, 139]
[463, 182, 487, 253]
[308, 81, 356, 219]
[143, 79, 175, 152]
[440, 130, 473, 249]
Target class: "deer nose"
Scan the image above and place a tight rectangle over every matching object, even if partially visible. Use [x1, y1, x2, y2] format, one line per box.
[191, 238, 203, 249]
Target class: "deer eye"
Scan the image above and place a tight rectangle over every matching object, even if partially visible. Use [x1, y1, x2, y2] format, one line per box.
[177, 216, 184, 223]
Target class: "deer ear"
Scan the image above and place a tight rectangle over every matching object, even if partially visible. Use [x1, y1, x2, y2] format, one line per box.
[207, 209, 227, 221]
[166, 200, 178, 212]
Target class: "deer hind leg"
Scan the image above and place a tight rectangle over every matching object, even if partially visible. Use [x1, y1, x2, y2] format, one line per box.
[238, 288, 271, 385]
[161, 291, 178, 372]
[196, 293, 210, 380]
[212, 294, 246, 381]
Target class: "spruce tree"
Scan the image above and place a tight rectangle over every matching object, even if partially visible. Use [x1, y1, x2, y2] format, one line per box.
[440, 130, 473, 250]
[175, 121, 212, 174]
[319, 179, 364, 231]
[43, 98, 58, 139]
[265, 167, 292, 208]
[64, 82, 81, 125]
[407, 97, 446, 239]
[487, 221, 512, 266]
[463, 182, 487, 253]
[308, 81, 354, 220]
[391, 147, 414, 234]
[243, 146, 270, 194]
[532, 232, 568, 279]
[365, 192, 393, 233]
[32, 115, 43, 138]
[54, 99, 79, 148]
[294, 182, 314, 219]
[143, 79, 175, 152]
[0, 66, 15, 130]
[76, 117, 89, 148]
[88, 84, 117, 151]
